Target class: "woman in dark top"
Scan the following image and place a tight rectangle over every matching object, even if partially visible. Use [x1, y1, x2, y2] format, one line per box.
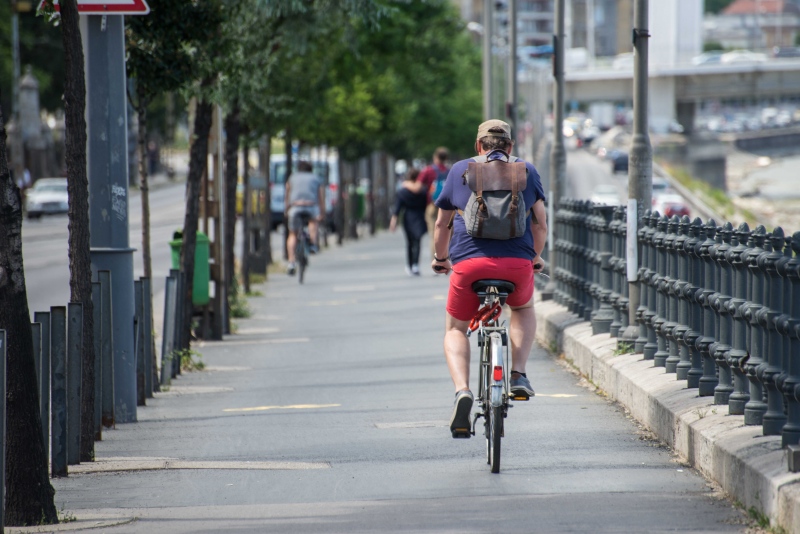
[390, 168, 428, 276]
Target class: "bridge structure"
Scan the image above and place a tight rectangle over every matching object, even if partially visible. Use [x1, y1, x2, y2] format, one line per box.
[563, 59, 800, 134]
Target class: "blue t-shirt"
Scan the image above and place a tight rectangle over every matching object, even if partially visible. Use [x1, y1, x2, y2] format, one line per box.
[434, 151, 546, 265]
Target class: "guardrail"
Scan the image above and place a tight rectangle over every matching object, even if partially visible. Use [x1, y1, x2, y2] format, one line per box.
[552, 199, 800, 448]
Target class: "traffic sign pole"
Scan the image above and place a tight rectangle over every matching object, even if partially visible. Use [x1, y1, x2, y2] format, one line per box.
[83, 14, 137, 423]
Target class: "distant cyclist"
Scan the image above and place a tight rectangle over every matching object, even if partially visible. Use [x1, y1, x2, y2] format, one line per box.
[431, 120, 547, 437]
[285, 160, 325, 276]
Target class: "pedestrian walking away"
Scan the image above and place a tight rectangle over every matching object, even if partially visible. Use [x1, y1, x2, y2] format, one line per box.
[285, 160, 325, 276]
[431, 119, 547, 438]
[410, 147, 450, 260]
[390, 168, 428, 276]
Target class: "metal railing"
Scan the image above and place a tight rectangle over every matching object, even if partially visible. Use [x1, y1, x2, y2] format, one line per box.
[552, 199, 800, 447]
[28, 269, 178, 477]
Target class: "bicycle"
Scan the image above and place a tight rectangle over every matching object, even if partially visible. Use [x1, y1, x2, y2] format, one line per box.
[463, 279, 528, 474]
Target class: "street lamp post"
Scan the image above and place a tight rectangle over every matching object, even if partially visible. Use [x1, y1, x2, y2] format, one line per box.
[541, 0, 565, 301]
[506, 0, 517, 140]
[483, 0, 493, 121]
[620, 0, 653, 349]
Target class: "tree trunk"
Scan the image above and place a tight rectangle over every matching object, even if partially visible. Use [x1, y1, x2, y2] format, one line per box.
[223, 104, 240, 324]
[58, 0, 95, 465]
[136, 85, 158, 394]
[179, 97, 214, 352]
[241, 138, 250, 294]
[261, 136, 272, 267]
[0, 98, 58, 526]
[283, 132, 292, 261]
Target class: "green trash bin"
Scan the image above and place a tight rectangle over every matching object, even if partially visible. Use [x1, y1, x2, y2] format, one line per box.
[169, 230, 210, 306]
[354, 186, 366, 221]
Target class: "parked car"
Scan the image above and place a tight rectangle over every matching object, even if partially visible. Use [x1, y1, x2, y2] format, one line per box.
[25, 178, 69, 219]
[691, 51, 724, 66]
[590, 184, 622, 206]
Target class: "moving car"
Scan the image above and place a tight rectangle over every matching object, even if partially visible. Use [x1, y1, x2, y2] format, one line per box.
[608, 150, 629, 173]
[25, 178, 69, 219]
[653, 193, 690, 218]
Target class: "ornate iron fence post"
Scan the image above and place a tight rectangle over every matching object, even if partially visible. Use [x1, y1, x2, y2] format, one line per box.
[686, 218, 706, 388]
[664, 216, 682, 375]
[744, 225, 768, 426]
[673, 216, 692, 378]
[554, 201, 567, 306]
[727, 223, 752, 415]
[698, 220, 719, 396]
[636, 210, 653, 355]
[676, 217, 697, 378]
[762, 227, 787, 435]
[609, 208, 624, 338]
[580, 201, 593, 320]
[713, 223, 735, 405]
[653, 215, 670, 367]
[591, 205, 615, 335]
[781, 232, 800, 446]
[642, 211, 659, 360]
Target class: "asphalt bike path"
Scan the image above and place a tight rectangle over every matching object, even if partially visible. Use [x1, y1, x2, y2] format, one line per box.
[20, 230, 751, 533]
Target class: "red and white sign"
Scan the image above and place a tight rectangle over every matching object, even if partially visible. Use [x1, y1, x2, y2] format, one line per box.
[39, 0, 150, 15]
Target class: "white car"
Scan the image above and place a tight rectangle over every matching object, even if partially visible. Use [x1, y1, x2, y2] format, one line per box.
[720, 50, 768, 64]
[25, 178, 69, 219]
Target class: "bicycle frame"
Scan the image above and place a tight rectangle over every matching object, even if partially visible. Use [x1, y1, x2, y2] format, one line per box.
[471, 288, 511, 432]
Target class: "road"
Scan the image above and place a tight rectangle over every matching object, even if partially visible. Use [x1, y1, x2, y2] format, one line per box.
[15, 161, 754, 532]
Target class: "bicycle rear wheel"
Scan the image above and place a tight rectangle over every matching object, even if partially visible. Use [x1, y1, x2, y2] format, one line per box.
[296, 235, 307, 284]
[489, 405, 502, 473]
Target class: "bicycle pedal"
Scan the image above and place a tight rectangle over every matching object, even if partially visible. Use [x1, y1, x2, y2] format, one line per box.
[451, 429, 471, 439]
[512, 395, 530, 401]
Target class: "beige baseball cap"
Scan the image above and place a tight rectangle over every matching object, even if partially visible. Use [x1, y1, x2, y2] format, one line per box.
[476, 119, 511, 141]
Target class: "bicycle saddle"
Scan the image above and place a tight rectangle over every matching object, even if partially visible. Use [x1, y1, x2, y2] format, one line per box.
[472, 279, 516, 295]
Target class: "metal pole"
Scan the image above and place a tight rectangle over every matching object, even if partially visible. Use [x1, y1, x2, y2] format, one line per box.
[84, 15, 137, 423]
[507, 0, 517, 139]
[67, 302, 83, 465]
[620, 0, 653, 345]
[542, 0, 565, 300]
[483, 0, 493, 121]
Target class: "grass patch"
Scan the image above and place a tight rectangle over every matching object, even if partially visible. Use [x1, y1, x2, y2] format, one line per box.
[249, 272, 266, 285]
[171, 348, 205, 372]
[228, 277, 251, 319]
[613, 341, 633, 356]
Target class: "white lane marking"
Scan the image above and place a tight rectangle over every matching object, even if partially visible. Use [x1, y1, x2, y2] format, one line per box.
[375, 421, 448, 429]
[537, 394, 578, 398]
[212, 338, 310, 346]
[223, 403, 341, 413]
[69, 458, 330, 474]
[332, 285, 376, 292]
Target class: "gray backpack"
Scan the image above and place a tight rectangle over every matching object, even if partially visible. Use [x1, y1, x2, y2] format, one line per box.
[459, 153, 528, 240]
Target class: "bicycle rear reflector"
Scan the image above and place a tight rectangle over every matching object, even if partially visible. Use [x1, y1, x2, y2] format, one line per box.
[493, 366, 503, 381]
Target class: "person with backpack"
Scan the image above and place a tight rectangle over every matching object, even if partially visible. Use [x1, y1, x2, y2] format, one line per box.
[415, 147, 450, 259]
[430, 119, 547, 438]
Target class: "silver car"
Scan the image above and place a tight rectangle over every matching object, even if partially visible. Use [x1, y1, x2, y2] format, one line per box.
[25, 178, 69, 219]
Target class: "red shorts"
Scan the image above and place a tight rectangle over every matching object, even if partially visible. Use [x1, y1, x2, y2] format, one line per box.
[447, 257, 535, 322]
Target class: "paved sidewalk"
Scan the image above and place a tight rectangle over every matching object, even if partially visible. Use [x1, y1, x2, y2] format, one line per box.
[534, 298, 800, 533]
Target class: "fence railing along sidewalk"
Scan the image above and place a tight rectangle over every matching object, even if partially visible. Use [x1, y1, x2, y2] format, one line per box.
[552, 199, 800, 450]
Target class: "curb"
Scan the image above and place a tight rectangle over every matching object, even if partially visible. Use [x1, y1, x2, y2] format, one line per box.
[6, 515, 136, 533]
[534, 297, 800, 532]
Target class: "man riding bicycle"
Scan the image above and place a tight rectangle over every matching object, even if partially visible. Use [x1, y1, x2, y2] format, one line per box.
[285, 160, 325, 276]
[431, 119, 547, 438]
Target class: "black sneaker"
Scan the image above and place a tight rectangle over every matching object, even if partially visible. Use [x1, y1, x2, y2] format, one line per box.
[287, 262, 296, 276]
[450, 390, 473, 438]
[510, 372, 535, 399]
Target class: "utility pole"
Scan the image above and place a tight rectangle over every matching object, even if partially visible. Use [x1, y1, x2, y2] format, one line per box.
[620, 0, 652, 349]
[506, 0, 517, 144]
[541, 0, 565, 300]
[483, 0, 493, 120]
